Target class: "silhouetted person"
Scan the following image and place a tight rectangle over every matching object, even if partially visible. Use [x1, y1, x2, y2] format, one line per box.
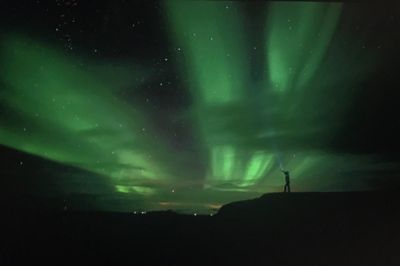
[281, 170, 291, 192]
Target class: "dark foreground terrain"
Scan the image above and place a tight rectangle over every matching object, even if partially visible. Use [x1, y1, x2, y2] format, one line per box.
[1, 191, 400, 266]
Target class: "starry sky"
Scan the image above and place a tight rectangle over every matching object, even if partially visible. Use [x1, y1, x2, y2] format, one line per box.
[1, 0, 400, 213]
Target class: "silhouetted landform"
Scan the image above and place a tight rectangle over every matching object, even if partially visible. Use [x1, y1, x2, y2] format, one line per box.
[1, 191, 400, 266]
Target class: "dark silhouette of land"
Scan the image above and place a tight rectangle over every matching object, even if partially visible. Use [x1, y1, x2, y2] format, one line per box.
[1, 145, 400, 265]
[1, 191, 400, 266]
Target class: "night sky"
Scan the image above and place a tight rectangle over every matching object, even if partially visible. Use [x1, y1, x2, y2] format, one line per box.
[1, 0, 400, 213]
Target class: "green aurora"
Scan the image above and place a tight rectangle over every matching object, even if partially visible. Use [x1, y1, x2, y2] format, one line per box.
[0, 1, 389, 213]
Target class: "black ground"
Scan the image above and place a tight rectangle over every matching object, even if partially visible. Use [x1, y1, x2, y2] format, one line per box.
[1, 191, 399, 266]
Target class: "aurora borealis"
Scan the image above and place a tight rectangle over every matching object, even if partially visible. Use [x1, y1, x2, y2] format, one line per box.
[1, 1, 400, 213]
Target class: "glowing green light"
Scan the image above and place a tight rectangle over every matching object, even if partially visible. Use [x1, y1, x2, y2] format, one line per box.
[266, 2, 342, 92]
[243, 153, 274, 186]
[0, 34, 171, 196]
[0, 1, 376, 213]
[165, 1, 247, 105]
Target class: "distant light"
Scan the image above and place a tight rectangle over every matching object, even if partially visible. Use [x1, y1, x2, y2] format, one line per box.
[171, 189, 175, 193]
[141, 211, 146, 215]
[133, 211, 137, 214]
[193, 213, 197, 216]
